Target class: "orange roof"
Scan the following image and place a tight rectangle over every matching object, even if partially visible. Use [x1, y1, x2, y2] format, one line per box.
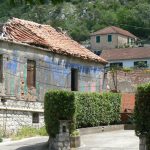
[3, 18, 107, 64]
[91, 26, 137, 39]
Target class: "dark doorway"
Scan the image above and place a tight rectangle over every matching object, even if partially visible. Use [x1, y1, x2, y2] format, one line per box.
[71, 68, 78, 91]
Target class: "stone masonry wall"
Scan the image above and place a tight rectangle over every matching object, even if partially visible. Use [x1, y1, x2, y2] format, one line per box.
[0, 99, 44, 134]
[107, 69, 150, 93]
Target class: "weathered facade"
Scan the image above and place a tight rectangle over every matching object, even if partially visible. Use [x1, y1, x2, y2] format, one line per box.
[0, 18, 107, 134]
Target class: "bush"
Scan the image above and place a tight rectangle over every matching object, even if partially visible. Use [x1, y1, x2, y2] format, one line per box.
[44, 90, 76, 138]
[0, 131, 2, 143]
[134, 82, 150, 149]
[44, 90, 121, 138]
[75, 92, 121, 128]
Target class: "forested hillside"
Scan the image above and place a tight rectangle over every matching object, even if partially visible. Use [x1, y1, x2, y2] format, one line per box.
[1, 0, 150, 42]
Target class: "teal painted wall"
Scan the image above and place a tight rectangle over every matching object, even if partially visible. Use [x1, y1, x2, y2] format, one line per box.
[0, 41, 104, 101]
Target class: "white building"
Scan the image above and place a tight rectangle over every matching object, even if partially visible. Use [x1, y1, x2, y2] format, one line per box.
[100, 47, 150, 68]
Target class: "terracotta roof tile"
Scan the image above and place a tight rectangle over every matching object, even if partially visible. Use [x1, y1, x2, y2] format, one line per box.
[91, 26, 137, 39]
[101, 47, 150, 61]
[3, 18, 107, 64]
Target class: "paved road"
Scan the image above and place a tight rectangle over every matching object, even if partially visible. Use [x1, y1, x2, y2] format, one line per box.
[0, 136, 49, 150]
[0, 130, 139, 150]
[79, 130, 139, 150]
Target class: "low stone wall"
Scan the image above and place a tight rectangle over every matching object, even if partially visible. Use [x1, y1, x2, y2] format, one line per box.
[79, 124, 124, 135]
[0, 99, 44, 134]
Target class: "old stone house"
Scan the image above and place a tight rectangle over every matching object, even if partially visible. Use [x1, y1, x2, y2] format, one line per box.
[90, 26, 137, 54]
[0, 18, 107, 134]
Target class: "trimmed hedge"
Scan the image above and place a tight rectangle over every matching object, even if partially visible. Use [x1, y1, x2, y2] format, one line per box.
[134, 83, 150, 149]
[44, 90, 121, 137]
[0, 131, 2, 143]
[75, 92, 121, 128]
[44, 90, 76, 137]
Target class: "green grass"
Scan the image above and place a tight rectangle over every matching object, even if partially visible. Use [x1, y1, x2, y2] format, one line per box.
[11, 126, 48, 140]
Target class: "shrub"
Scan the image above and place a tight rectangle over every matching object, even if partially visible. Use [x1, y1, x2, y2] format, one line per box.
[134, 82, 150, 149]
[0, 131, 2, 142]
[75, 92, 121, 128]
[44, 90, 76, 138]
[44, 90, 121, 138]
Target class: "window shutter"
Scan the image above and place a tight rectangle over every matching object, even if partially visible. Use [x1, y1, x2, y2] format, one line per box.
[27, 60, 36, 88]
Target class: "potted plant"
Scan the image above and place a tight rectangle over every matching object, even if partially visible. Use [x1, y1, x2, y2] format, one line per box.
[70, 129, 80, 148]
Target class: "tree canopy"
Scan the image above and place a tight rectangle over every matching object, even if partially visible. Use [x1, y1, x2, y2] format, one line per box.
[1, 0, 150, 42]
[9, 0, 66, 5]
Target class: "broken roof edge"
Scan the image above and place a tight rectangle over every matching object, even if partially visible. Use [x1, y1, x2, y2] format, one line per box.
[3, 18, 107, 65]
[0, 38, 108, 65]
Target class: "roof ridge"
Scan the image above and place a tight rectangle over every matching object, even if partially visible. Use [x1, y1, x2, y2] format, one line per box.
[110, 26, 118, 33]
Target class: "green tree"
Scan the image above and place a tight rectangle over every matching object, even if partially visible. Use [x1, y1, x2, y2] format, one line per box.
[9, 0, 67, 5]
[0, 0, 150, 42]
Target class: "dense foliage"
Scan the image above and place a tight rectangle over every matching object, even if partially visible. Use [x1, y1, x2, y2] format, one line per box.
[1, 0, 150, 42]
[44, 90, 76, 137]
[134, 83, 150, 149]
[75, 92, 121, 128]
[44, 90, 121, 137]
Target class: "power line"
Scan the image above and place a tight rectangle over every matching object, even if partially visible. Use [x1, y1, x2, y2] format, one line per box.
[1, 53, 103, 79]
[4, 71, 102, 89]
[119, 24, 150, 30]
[1, 51, 103, 72]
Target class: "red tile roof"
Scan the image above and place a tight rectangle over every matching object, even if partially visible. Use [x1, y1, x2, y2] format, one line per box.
[3, 18, 107, 64]
[91, 26, 137, 39]
[101, 47, 150, 61]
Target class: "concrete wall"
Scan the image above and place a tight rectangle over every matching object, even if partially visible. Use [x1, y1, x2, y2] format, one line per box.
[0, 39, 105, 133]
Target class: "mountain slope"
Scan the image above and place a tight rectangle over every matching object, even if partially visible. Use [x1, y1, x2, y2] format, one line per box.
[0, 0, 150, 42]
